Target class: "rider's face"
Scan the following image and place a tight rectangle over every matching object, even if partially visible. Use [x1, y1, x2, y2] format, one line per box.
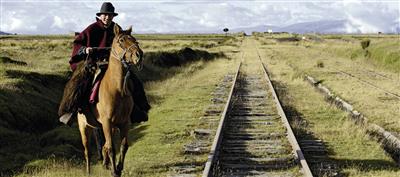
[99, 14, 114, 26]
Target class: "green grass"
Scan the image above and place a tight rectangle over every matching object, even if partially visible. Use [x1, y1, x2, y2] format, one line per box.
[3, 33, 397, 176]
[15, 50, 237, 177]
[0, 34, 240, 176]
[256, 34, 400, 133]
[367, 39, 400, 72]
[258, 36, 400, 176]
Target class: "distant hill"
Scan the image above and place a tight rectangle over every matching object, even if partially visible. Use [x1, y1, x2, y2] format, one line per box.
[391, 21, 400, 33]
[228, 20, 347, 34]
[229, 20, 400, 34]
[229, 25, 279, 34]
[0, 31, 12, 35]
[278, 20, 348, 34]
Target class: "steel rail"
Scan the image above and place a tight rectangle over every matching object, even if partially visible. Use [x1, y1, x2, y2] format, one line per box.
[255, 45, 314, 177]
[202, 40, 313, 176]
[202, 54, 243, 177]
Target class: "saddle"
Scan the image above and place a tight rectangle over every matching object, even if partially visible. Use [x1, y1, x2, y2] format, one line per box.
[58, 59, 148, 124]
[89, 61, 108, 104]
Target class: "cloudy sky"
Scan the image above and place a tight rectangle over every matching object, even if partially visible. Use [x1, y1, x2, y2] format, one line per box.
[1, 0, 399, 34]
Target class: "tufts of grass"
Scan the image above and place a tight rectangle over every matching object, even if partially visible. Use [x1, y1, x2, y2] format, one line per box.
[261, 47, 400, 176]
[360, 39, 371, 50]
[367, 40, 400, 72]
[316, 60, 324, 68]
[144, 47, 225, 68]
[19, 53, 236, 177]
[1, 34, 239, 176]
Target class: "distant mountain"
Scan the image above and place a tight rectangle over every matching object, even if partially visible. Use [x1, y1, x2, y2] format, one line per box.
[278, 20, 348, 34]
[391, 21, 400, 34]
[0, 31, 12, 35]
[229, 20, 399, 34]
[230, 25, 279, 34]
[228, 20, 348, 34]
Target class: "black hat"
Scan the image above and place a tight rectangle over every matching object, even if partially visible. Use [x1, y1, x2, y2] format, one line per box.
[96, 2, 118, 16]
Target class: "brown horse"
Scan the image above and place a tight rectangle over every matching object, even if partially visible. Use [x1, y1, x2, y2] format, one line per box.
[77, 24, 143, 177]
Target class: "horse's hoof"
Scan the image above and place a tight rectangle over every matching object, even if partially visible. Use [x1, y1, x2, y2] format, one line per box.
[116, 163, 123, 172]
[103, 164, 110, 170]
[111, 171, 121, 177]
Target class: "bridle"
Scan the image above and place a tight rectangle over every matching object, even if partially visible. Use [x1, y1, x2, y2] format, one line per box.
[111, 34, 143, 71]
[108, 34, 143, 97]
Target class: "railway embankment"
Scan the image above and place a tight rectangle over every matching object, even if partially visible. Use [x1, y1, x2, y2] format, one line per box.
[306, 75, 400, 164]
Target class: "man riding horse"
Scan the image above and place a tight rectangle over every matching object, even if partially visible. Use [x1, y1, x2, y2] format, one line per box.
[59, 2, 150, 125]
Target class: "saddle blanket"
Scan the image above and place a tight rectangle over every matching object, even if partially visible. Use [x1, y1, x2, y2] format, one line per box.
[89, 80, 101, 104]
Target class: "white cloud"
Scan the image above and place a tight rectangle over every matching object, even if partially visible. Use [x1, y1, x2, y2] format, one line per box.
[342, 1, 399, 33]
[10, 17, 23, 31]
[52, 16, 64, 29]
[0, 0, 398, 34]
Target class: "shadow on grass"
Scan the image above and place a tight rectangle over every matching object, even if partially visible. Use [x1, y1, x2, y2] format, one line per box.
[338, 158, 399, 175]
[273, 80, 341, 177]
[0, 56, 27, 65]
[90, 124, 149, 166]
[0, 46, 226, 175]
[338, 159, 399, 177]
[127, 124, 149, 145]
[0, 69, 75, 176]
[138, 47, 227, 82]
[1, 70, 67, 133]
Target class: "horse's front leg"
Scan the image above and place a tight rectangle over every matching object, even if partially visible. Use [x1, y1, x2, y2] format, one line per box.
[78, 115, 92, 175]
[116, 123, 129, 174]
[93, 128, 105, 161]
[102, 119, 118, 177]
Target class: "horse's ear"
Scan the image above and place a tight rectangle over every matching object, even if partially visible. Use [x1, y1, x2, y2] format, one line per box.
[126, 26, 132, 34]
[114, 24, 121, 35]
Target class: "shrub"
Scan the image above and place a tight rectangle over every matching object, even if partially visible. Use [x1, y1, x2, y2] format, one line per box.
[145, 47, 225, 67]
[316, 60, 324, 68]
[360, 39, 371, 49]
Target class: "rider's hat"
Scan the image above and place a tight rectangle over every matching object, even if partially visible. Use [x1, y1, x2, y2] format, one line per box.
[96, 2, 118, 17]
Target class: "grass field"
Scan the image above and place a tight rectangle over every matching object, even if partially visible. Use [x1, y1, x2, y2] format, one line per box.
[255, 34, 400, 135]
[0, 33, 399, 177]
[257, 34, 399, 176]
[0, 34, 240, 176]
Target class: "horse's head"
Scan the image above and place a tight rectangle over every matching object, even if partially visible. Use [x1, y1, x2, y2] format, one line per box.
[112, 25, 143, 70]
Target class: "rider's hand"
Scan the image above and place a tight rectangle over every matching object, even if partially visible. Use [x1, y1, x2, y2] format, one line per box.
[85, 47, 93, 54]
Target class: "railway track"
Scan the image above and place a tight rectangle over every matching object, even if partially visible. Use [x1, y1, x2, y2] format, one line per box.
[202, 40, 312, 177]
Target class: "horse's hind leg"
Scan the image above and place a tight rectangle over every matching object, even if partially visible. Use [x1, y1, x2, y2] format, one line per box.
[102, 120, 118, 176]
[78, 116, 92, 174]
[116, 124, 129, 174]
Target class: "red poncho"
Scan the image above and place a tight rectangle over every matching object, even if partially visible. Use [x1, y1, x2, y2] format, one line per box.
[70, 18, 116, 70]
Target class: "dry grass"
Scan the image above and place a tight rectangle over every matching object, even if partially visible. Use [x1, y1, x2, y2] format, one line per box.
[1, 34, 240, 177]
[258, 36, 400, 176]
[3, 33, 397, 177]
[16, 48, 238, 177]
[256, 34, 400, 135]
